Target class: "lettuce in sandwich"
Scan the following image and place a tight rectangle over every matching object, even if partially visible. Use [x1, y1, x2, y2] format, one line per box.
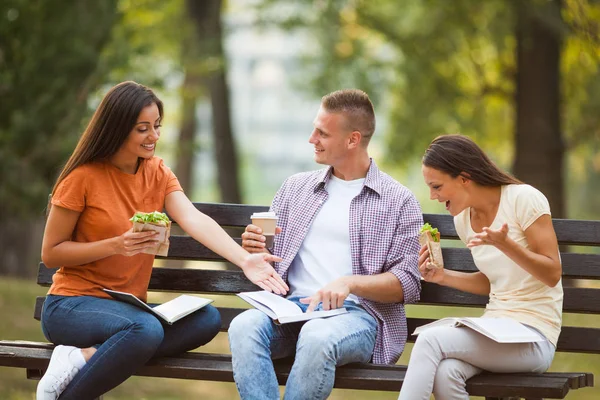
[420, 223, 440, 242]
[419, 223, 443, 269]
[130, 211, 170, 226]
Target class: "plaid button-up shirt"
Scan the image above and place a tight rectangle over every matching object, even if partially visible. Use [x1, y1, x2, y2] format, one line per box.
[270, 159, 423, 364]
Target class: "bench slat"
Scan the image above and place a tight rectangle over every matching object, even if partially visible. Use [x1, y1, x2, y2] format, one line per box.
[31, 299, 600, 354]
[439, 248, 600, 280]
[158, 236, 232, 261]
[552, 218, 600, 247]
[192, 203, 267, 228]
[189, 203, 600, 245]
[36, 266, 600, 313]
[37, 266, 259, 293]
[420, 284, 600, 314]
[158, 239, 600, 280]
[0, 341, 587, 398]
[466, 374, 569, 398]
[39, 246, 600, 284]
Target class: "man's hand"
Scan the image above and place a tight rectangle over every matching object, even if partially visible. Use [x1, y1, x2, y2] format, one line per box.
[300, 277, 351, 312]
[241, 225, 282, 253]
[241, 253, 289, 295]
[467, 223, 509, 249]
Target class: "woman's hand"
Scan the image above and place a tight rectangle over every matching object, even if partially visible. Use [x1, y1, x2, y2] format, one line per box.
[241, 253, 289, 295]
[467, 223, 509, 249]
[113, 228, 159, 256]
[419, 244, 445, 284]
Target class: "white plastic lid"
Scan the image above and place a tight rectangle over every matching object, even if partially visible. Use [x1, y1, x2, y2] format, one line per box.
[251, 211, 278, 219]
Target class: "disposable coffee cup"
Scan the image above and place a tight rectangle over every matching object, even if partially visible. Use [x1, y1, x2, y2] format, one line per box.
[251, 212, 278, 249]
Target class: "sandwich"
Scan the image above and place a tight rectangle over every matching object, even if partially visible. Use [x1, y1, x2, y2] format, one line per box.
[130, 211, 171, 256]
[419, 223, 443, 269]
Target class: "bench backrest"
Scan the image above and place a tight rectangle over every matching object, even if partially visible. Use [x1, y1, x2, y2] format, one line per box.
[35, 203, 600, 354]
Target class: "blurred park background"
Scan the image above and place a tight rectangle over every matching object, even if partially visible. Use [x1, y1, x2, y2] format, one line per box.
[1, 0, 599, 398]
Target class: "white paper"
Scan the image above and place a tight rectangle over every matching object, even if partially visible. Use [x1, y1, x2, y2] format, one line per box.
[413, 317, 544, 343]
[153, 295, 213, 322]
[237, 290, 347, 324]
[103, 289, 212, 325]
[240, 290, 303, 316]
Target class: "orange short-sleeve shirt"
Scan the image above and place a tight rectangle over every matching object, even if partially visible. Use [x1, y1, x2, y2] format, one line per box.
[49, 156, 182, 302]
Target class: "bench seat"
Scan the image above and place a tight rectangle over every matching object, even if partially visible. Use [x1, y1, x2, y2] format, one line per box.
[1, 203, 598, 399]
[0, 340, 591, 398]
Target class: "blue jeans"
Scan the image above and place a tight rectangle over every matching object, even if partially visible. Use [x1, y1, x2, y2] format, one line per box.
[40, 294, 221, 400]
[228, 297, 377, 400]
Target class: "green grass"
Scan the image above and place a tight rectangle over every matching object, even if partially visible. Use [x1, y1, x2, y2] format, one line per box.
[1, 278, 598, 399]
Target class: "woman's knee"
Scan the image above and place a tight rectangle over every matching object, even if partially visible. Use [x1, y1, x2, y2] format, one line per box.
[194, 305, 221, 343]
[203, 305, 221, 330]
[129, 314, 165, 351]
[412, 330, 435, 355]
[412, 326, 448, 354]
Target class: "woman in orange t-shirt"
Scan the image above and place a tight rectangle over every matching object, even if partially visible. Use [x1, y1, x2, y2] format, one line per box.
[36, 81, 289, 400]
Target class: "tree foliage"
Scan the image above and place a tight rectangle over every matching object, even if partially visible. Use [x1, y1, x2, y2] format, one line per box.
[0, 0, 205, 217]
[0, 0, 120, 219]
[255, 0, 600, 217]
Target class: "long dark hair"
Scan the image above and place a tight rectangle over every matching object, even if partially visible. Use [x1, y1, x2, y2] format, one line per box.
[423, 134, 522, 186]
[52, 81, 163, 196]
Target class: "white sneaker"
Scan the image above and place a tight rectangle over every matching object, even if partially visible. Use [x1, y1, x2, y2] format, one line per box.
[36, 345, 86, 400]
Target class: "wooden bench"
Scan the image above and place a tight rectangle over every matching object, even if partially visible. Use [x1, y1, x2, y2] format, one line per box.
[0, 202, 598, 399]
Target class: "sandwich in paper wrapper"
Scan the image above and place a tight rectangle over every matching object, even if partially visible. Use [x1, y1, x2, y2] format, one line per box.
[419, 223, 443, 269]
[130, 211, 171, 256]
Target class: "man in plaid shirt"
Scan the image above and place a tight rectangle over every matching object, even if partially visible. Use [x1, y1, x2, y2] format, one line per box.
[229, 89, 423, 400]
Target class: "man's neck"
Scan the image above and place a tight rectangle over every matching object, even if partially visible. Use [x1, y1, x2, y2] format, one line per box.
[331, 154, 371, 181]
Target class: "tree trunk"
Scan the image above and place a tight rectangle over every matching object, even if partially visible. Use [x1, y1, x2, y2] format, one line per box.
[209, 70, 241, 204]
[513, 0, 565, 217]
[0, 217, 45, 278]
[174, 66, 200, 194]
[186, 0, 242, 204]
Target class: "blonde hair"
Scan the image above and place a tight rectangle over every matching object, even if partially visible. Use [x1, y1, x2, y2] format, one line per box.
[321, 89, 375, 145]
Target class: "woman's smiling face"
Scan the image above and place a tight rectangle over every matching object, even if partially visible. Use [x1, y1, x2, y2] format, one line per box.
[422, 165, 471, 216]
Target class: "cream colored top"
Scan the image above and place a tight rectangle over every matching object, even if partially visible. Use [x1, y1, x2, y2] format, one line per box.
[454, 184, 563, 346]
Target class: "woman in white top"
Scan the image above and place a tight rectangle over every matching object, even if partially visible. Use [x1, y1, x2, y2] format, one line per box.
[398, 134, 563, 400]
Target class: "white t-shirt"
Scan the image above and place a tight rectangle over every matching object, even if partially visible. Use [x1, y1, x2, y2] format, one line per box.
[287, 175, 365, 303]
[454, 184, 563, 346]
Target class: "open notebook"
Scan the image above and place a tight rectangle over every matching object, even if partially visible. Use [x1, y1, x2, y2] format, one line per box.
[237, 290, 347, 324]
[103, 289, 213, 325]
[413, 317, 545, 343]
